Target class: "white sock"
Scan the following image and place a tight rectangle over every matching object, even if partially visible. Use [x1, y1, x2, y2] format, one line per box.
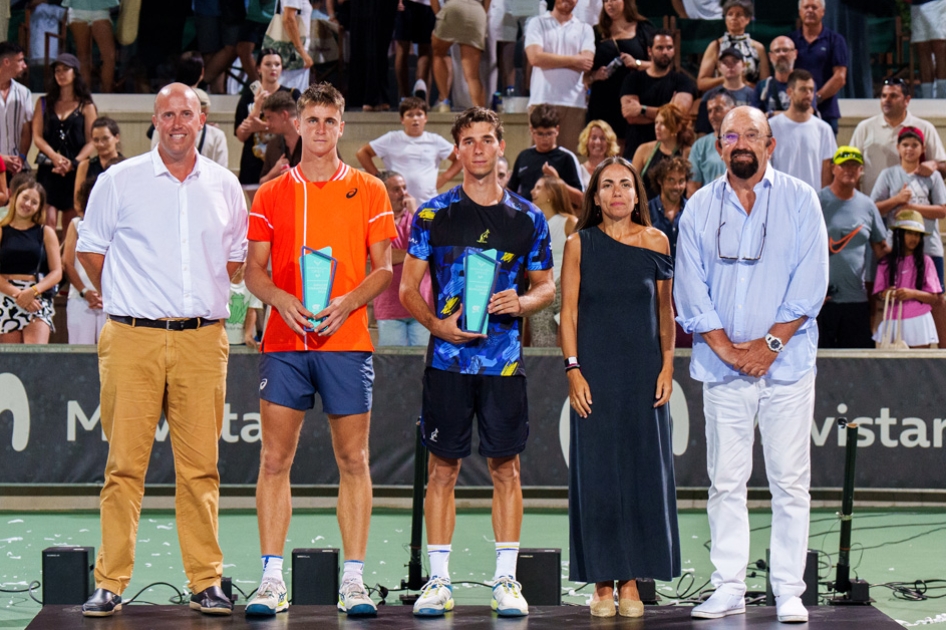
[261, 555, 283, 582]
[921, 82, 934, 99]
[936, 79, 946, 99]
[427, 544, 451, 581]
[494, 542, 520, 581]
[342, 560, 364, 585]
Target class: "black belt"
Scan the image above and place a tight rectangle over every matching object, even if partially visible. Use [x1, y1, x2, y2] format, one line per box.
[107, 315, 220, 331]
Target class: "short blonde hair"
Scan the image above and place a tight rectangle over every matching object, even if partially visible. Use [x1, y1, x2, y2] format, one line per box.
[577, 120, 620, 158]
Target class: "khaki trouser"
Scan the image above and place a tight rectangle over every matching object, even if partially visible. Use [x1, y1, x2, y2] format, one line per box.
[94, 319, 229, 595]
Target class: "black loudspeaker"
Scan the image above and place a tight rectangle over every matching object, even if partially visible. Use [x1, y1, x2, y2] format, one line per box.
[291, 548, 339, 605]
[516, 548, 561, 606]
[637, 577, 658, 604]
[765, 549, 819, 607]
[42, 546, 94, 605]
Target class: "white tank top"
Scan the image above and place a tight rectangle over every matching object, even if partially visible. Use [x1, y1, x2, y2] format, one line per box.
[548, 212, 568, 283]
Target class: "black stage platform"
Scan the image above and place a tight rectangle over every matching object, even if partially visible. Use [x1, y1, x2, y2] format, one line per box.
[27, 605, 903, 629]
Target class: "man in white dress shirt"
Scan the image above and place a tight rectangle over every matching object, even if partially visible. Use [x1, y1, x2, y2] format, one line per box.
[76, 83, 248, 618]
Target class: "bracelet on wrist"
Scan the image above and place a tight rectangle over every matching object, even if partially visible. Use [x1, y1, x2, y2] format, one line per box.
[31, 285, 40, 296]
[564, 356, 580, 371]
[565, 365, 581, 373]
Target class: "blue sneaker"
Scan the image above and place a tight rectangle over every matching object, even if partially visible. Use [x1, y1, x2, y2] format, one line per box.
[412, 577, 455, 617]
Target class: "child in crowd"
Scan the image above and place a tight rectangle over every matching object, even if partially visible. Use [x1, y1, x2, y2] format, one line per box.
[355, 97, 460, 204]
[227, 263, 263, 349]
[873, 210, 943, 348]
[507, 104, 584, 205]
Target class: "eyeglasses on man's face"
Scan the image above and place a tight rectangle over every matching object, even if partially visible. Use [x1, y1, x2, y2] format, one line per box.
[718, 131, 771, 146]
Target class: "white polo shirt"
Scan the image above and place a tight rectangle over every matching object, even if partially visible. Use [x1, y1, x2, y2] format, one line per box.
[0, 79, 32, 158]
[524, 12, 594, 109]
[77, 148, 249, 320]
[849, 111, 946, 195]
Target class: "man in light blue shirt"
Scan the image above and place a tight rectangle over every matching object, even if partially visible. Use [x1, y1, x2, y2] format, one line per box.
[674, 107, 828, 624]
[687, 91, 732, 199]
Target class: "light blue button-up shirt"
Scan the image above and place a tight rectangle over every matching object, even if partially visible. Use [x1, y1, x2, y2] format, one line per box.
[674, 165, 828, 383]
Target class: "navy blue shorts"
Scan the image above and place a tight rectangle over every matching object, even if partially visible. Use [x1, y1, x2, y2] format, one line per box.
[420, 368, 529, 459]
[259, 351, 374, 415]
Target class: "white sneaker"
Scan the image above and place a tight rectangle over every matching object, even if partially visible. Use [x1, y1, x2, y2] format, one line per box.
[413, 79, 427, 101]
[337, 580, 377, 616]
[776, 595, 809, 623]
[691, 587, 746, 619]
[412, 577, 455, 616]
[433, 100, 451, 113]
[491, 576, 529, 617]
[245, 577, 288, 616]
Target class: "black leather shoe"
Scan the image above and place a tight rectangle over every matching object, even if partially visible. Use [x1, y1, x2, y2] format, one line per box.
[82, 588, 122, 617]
[189, 584, 233, 615]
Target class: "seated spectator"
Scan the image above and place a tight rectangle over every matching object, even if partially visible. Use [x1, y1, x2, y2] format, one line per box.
[234, 49, 301, 188]
[647, 155, 689, 261]
[227, 262, 263, 349]
[75, 116, 122, 209]
[525, 0, 595, 152]
[769, 69, 836, 191]
[630, 103, 693, 204]
[0, 159, 8, 205]
[577, 119, 620, 188]
[64, 0, 118, 93]
[619, 29, 696, 159]
[527, 175, 576, 348]
[790, 0, 847, 134]
[429, 0, 488, 109]
[355, 97, 460, 203]
[374, 170, 431, 347]
[696, 0, 768, 92]
[688, 92, 732, 197]
[259, 91, 301, 184]
[870, 127, 946, 288]
[754, 36, 807, 117]
[818, 146, 889, 349]
[0, 178, 61, 344]
[695, 47, 754, 134]
[508, 104, 584, 205]
[63, 175, 108, 344]
[910, 0, 946, 98]
[585, 0, 654, 153]
[497, 155, 511, 189]
[176, 51, 205, 87]
[278, 0, 315, 92]
[0, 42, 33, 184]
[671, 0, 722, 20]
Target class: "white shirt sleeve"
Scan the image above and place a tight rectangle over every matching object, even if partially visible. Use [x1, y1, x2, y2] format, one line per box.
[369, 131, 397, 162]
[925, 125, 946, 162]
[225, 174, 249, 263]
[76, 172, 118, 255]
[821, 123, 838, 161]
[22, 89, 33, 122]
[435, 134, 455, 162]
[524, 17, 543, 48]
[580, 22, 594, 53]
[208, 126, 229, 168]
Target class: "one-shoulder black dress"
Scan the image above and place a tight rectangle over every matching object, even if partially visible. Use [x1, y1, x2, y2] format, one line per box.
[568, 226, 681, 583]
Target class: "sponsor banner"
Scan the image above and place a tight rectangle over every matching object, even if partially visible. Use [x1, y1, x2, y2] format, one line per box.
[0, 349, 944, 488]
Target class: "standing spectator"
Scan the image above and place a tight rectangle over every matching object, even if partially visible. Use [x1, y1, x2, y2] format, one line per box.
[619, 29, 697, 160]
[671, 0, 722, 20]
[688, 92, 732, 197]
[374, 170, 432, 347]
[27, 1, 66, 92]
[239, 0, 279, 84]
[850, 78, 946, 196]
[789, 0, 848, 134]
[348, 0, 398, 110]
[63, 0, 118, 93]
[496, 155, 510, 188]
[63, 175, 106, 344]
[754, 36, 799, 116]
[258, 91, 301, 184]
[507, 104, 584, 204]
[193, 1, 240, 94]
[150, 89, 228, 168]
[585, 0, 654, 150]
[77, 84, 248, 618]
[356, 97, 461, 204]
[629, 103, 693, 204]
[524, 0, 595, 152]
[395, 0, 435, 101]
[227, 263, 262, 349]
[769, 69, 836, 191]
[818, 146, 889, 348]
[0, 179, 60, 343]
[278, 0, 315, 93]
[234, 49, 301, 189]
[647, 156, 689, 262]
[33, 53, 96, 230]
[577, 119, 620, 188]
[696, 0, 768, 91]
[75, 116, 122, 209]
[675, 107, 828, 625]
[695, 47, 754, 135]
[560, 157, 678, 619]
[0, 42, 33, 183]
[488, 0, 532, 97]
[911, 0, 946, 98]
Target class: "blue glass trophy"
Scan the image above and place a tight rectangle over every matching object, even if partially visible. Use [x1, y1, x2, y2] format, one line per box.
[299, 246, 337, 332]
[461, 249, 499, 335]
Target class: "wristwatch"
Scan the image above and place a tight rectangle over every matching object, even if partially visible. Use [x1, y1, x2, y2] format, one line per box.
[765, 334, 785, 353]
[634, 58, 642, 68]
[641, 104, 648, 115]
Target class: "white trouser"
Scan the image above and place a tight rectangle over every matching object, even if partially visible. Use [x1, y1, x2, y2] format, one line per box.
[702, 369, 815, 598]
[67, 298, 107, 344]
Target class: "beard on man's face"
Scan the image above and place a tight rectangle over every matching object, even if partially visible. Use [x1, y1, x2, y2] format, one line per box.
[653, 54, 673, 70]
[730, 149, 760, 179]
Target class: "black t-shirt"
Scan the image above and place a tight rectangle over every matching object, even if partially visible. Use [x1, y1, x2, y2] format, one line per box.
[619, 70, 697, 158]
[234, 85, 301, 185]
[507, 146, 583, 201]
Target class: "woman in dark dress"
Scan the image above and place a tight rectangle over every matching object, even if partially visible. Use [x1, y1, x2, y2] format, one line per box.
[560, 156, 679, 618]
[32, 53, 96, 230]
[585, 0, 654, 152]
[73, 116, 122, 210]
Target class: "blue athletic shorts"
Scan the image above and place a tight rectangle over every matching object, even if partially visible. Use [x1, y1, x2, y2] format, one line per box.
[259, 351, 374, 415]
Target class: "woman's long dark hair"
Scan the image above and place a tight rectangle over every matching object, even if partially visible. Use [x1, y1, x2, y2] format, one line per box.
[598, 0, 647, 39]
[45, 66, 93, 113]
[577, 156, 651, 230]
[887, 228, 926, 291]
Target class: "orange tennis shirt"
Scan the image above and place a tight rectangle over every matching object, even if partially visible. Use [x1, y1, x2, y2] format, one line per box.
[248, 162, 397, 352]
